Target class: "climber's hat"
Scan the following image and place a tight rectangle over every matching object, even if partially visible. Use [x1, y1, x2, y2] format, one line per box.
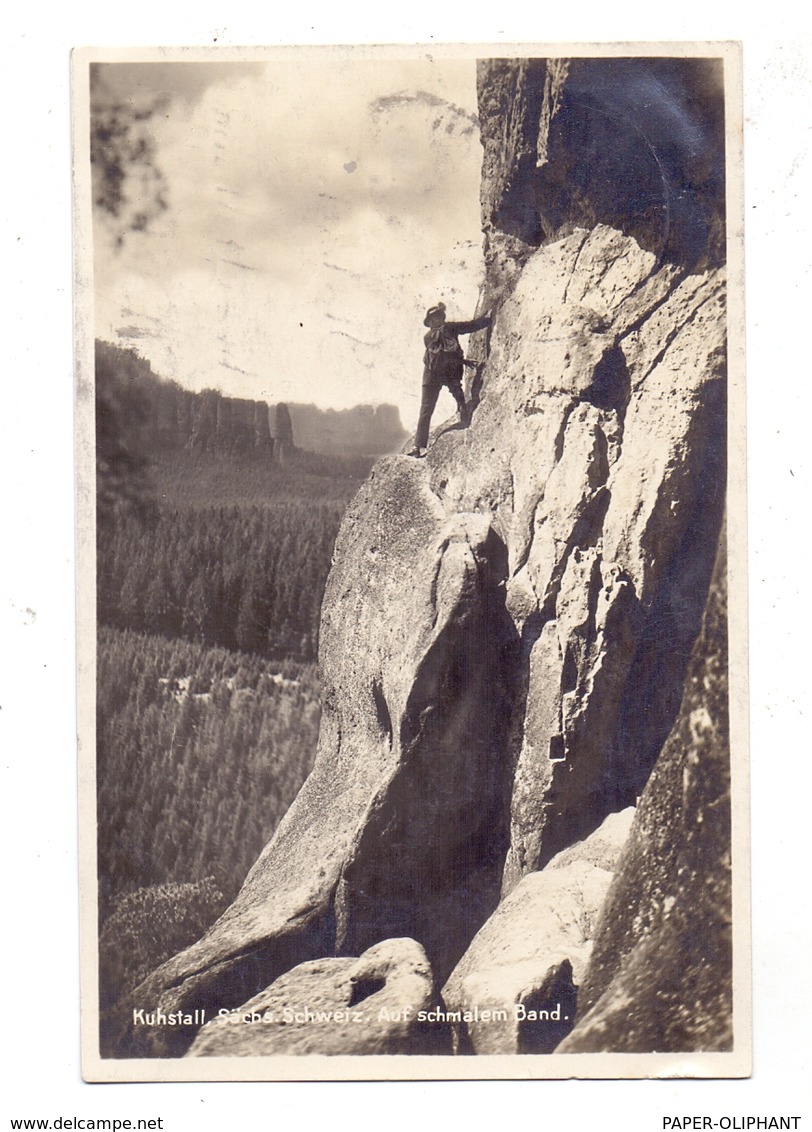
[423, 302, 447, 327]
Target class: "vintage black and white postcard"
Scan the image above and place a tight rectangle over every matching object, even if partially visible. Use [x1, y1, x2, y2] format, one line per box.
[73, 41, 749, 1081]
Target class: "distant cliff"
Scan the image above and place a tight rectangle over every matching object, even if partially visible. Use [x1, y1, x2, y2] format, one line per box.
[95, 341, 407, 462]
[108, 57, 732, 1061]
[281, 402, 408, 458]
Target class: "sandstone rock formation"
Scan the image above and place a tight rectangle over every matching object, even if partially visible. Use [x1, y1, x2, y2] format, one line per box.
[477, 56, 725, 312]
[557, 529, 731, 1054]
[271, 402, 295, 464]
[186, 938, 449, 1057]
[96, 341, 276, 460]
[107, 58, 730, 1060]
[442, 808, 634, 1054]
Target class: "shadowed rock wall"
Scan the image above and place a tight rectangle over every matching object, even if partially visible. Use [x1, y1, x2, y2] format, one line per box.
[558, 527, 731, 1053]
[478, 56, 726, 310]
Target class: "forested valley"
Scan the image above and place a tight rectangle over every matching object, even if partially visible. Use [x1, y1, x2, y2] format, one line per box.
[95, 341, 381, 1006]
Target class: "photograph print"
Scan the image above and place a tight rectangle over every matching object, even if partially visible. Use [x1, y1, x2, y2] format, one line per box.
[74, 43, 748, 1080]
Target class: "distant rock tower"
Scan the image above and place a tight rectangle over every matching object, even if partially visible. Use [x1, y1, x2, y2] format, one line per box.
[271, 403, 295, 464]
[253, 402, 273, 453]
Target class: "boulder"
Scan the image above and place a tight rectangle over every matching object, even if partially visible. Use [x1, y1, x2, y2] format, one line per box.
[187, 938, 449, 1057]
[442, 808, 634, 1054]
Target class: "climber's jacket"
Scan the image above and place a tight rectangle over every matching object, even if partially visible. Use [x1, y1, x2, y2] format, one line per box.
[423, 316, 491, 386]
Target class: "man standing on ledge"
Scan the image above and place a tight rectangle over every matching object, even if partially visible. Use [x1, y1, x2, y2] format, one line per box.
[408, 302, 491, 458]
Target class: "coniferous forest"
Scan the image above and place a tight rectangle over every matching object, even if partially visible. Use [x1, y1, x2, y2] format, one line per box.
[95, 341, 386, 1005]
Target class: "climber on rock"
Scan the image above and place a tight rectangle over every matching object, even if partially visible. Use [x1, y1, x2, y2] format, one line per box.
[407, 302, 491, 458]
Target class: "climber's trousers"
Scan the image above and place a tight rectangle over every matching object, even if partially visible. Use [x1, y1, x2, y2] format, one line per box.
[415, 378, 466, 449]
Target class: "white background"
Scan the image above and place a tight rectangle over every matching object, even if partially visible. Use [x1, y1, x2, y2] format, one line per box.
[3, 3, 810, 1128]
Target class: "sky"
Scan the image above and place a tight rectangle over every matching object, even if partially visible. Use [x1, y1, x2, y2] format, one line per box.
[91, 54, 486, 428]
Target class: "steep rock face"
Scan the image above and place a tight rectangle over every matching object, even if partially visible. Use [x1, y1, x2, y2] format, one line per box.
[186, 938, 449, 1057]
[109, 58, 728, 1058]
[442, 808, 634, 1055]
[534, 59, 725, 266]
[476, 58, 548, 305]
[426, 225, 725, 889]
[477, 57, 725, 312]
[557, 530, 731, 1054]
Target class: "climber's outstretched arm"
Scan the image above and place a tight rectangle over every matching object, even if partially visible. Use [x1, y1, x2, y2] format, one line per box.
[446, 315, 492, 336]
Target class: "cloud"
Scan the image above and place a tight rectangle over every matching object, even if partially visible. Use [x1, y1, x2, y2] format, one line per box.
[94, 56, 485, 423]
[221, 360, 258, 377]
[91, 61, 268, 109]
